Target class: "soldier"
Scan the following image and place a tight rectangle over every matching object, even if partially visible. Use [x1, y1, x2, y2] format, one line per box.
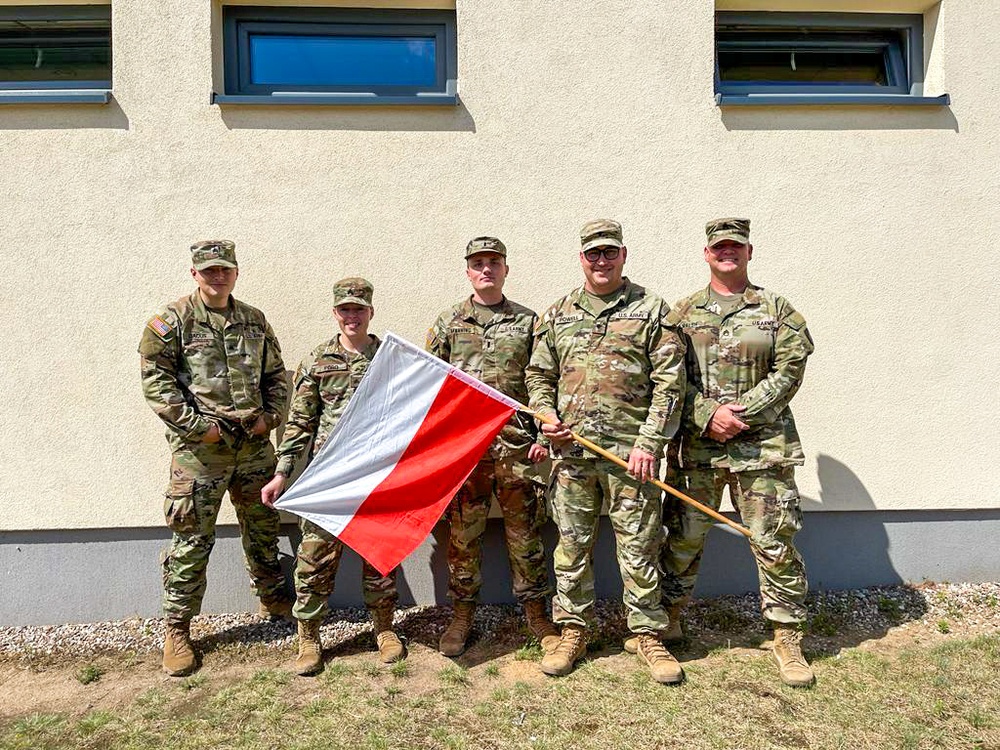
[139, 240, 291, 677]
[659, 218, 816, 687]
[525, 219, 687, 683]
[260, 278, 404, 675]
[426, 236, 559, 657]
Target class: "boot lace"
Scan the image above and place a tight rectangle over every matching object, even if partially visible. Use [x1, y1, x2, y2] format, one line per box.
[637, 635, 676, 663]
[554, 627, 584, 656]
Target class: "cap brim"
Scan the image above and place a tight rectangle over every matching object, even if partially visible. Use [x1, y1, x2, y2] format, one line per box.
[335, 297, 373, 308]
[707, 232, 749, 247]
[464, 249, 506, 259]
[581, 237, 623, 253]
[193, 259, 238, 270]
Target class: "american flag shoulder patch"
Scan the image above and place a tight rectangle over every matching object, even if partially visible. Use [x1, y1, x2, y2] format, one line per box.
[147, 315, 173, 339]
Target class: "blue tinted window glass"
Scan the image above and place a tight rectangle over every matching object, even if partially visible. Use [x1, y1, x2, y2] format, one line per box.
[249, 35, 436, 87]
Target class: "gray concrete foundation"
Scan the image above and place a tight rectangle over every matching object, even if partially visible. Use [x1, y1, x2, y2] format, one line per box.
[1, 510, 997, 626]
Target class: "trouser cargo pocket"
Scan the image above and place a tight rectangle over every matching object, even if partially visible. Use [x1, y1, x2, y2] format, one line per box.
[164, 477, 197, 533]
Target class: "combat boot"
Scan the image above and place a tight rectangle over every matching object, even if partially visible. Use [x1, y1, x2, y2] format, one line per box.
[624, 601, 686, 654]
[523, 599, 560, 653]
[294, 619, 323, 676]
[439, 602, 476, 657]
[162, 621, 196, 677]
[258, 596, 293, 621]
[636, 634, 684, 684]
[371, 607, 406, 663]
[539, 625, 587, 677]
[772, 625, 815, 687]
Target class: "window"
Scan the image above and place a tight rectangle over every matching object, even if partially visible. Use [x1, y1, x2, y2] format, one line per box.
[217, 6, 457, 106]
[0, 5, 111, 104]
[715, 12, 949, 106]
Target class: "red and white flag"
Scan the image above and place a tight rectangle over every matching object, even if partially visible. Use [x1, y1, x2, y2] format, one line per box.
[275, 332, 522, 575]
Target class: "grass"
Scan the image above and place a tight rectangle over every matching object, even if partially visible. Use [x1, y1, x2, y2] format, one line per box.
[2, 589, 998, 750]
[513, 643, 542, 662]
[437, 665, 471, 687]
[2, 633, 998, 750]
[75, 664, 103, 685]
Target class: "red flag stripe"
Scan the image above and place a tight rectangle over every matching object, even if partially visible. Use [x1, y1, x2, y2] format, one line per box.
[337, 371, 516, 575]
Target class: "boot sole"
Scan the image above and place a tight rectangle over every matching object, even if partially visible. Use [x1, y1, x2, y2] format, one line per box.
[779, 674, 816, 688]
[624, 635, 685, 655]
[379, 647, 407, 664]
[294, 662, 324, 677]
[650, 669, 685, 685]
[539, 663, 575, 677]
[162, 665, 196, 677]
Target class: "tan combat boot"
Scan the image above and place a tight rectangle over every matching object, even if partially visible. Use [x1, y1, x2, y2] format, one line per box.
[258, 597, 293, 621]
[539, 625, 587, 677]
[371, 607, 406, 663]
[625, 601, 686, 654]
[294, 619, 323, 676]
[523, 600, 560, 653]
[162, 621, 196, 677]
[439, 602, 476, 657]
[772, 625, 815, 688]
[636, 634, 685, 684]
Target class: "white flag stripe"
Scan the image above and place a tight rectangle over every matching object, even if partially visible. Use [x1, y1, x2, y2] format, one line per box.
[275, 334, 448, 534]
[383, 332, 527, 412]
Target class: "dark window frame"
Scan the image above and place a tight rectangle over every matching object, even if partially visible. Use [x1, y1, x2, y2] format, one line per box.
[715, 11, 948, 106]
[219, 6, 457, 105]
[0, 4, 111, 95]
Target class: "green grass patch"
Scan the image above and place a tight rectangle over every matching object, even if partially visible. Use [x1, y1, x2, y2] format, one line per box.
[2, 634, 998, 750]
[74, 664, 103, 685]
[437, 665, 471, 687]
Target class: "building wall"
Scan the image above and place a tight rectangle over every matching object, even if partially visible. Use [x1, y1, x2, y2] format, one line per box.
[1, 0, 997, 544]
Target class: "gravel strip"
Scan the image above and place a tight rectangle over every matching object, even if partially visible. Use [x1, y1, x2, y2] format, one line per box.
[1, 582, 997, 658]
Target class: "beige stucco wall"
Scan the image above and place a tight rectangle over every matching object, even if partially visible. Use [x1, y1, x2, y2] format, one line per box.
[1, 0, 997, 530]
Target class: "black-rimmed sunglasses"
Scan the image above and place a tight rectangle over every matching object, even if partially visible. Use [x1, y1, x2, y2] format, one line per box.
[582, 247, 621, 262]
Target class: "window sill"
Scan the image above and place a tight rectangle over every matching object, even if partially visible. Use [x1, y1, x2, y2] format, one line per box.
[212, 92, 458, 106]
[715, 93, 950, 107]
[0, 89, 111, 105]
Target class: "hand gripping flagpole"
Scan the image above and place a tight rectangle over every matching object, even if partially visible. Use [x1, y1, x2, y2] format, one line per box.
[521, 406, 752, 539]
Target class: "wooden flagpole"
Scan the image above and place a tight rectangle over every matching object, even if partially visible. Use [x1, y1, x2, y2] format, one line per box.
[523, 407, 752, 539]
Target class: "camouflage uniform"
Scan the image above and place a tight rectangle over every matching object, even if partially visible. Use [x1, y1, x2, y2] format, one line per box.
[427, 295, 550, 605]
[661, 280, 814, 625]
[140, 247, 289, 625]
[275, 329, 398, 621]
[526, 276, 686, 635]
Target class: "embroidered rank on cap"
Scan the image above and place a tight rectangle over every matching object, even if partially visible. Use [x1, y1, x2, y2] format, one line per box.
[147, 316, 173, 339]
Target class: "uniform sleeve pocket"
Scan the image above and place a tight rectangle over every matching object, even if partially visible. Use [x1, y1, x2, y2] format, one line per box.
[164, 477, 197, 533]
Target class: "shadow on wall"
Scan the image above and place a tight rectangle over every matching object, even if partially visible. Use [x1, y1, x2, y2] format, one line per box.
[217, 100, 476, 133]
[804, 453, 900, 589]
[692, 453, 901, 599]
[720, 106, 958, 133]
[0, 98, 129, 130]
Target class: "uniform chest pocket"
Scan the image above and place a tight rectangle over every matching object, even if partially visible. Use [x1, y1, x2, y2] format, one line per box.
[492, 326, 531, 365]
[237, 326, 266, 360]
[183, 330, 216, 357]
[734, 320, 777, 359]
[314, 362, 351, 402]
[448, 327, 481, 353]
[606, 314, 648, 345]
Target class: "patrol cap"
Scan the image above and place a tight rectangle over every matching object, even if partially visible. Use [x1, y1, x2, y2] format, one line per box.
[580, 219, 623, 253]
[705, 218, 751, 247]
[464, 236, 507, 259]
[191, 240, 238, 270]
[333, 277, 374, 308]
